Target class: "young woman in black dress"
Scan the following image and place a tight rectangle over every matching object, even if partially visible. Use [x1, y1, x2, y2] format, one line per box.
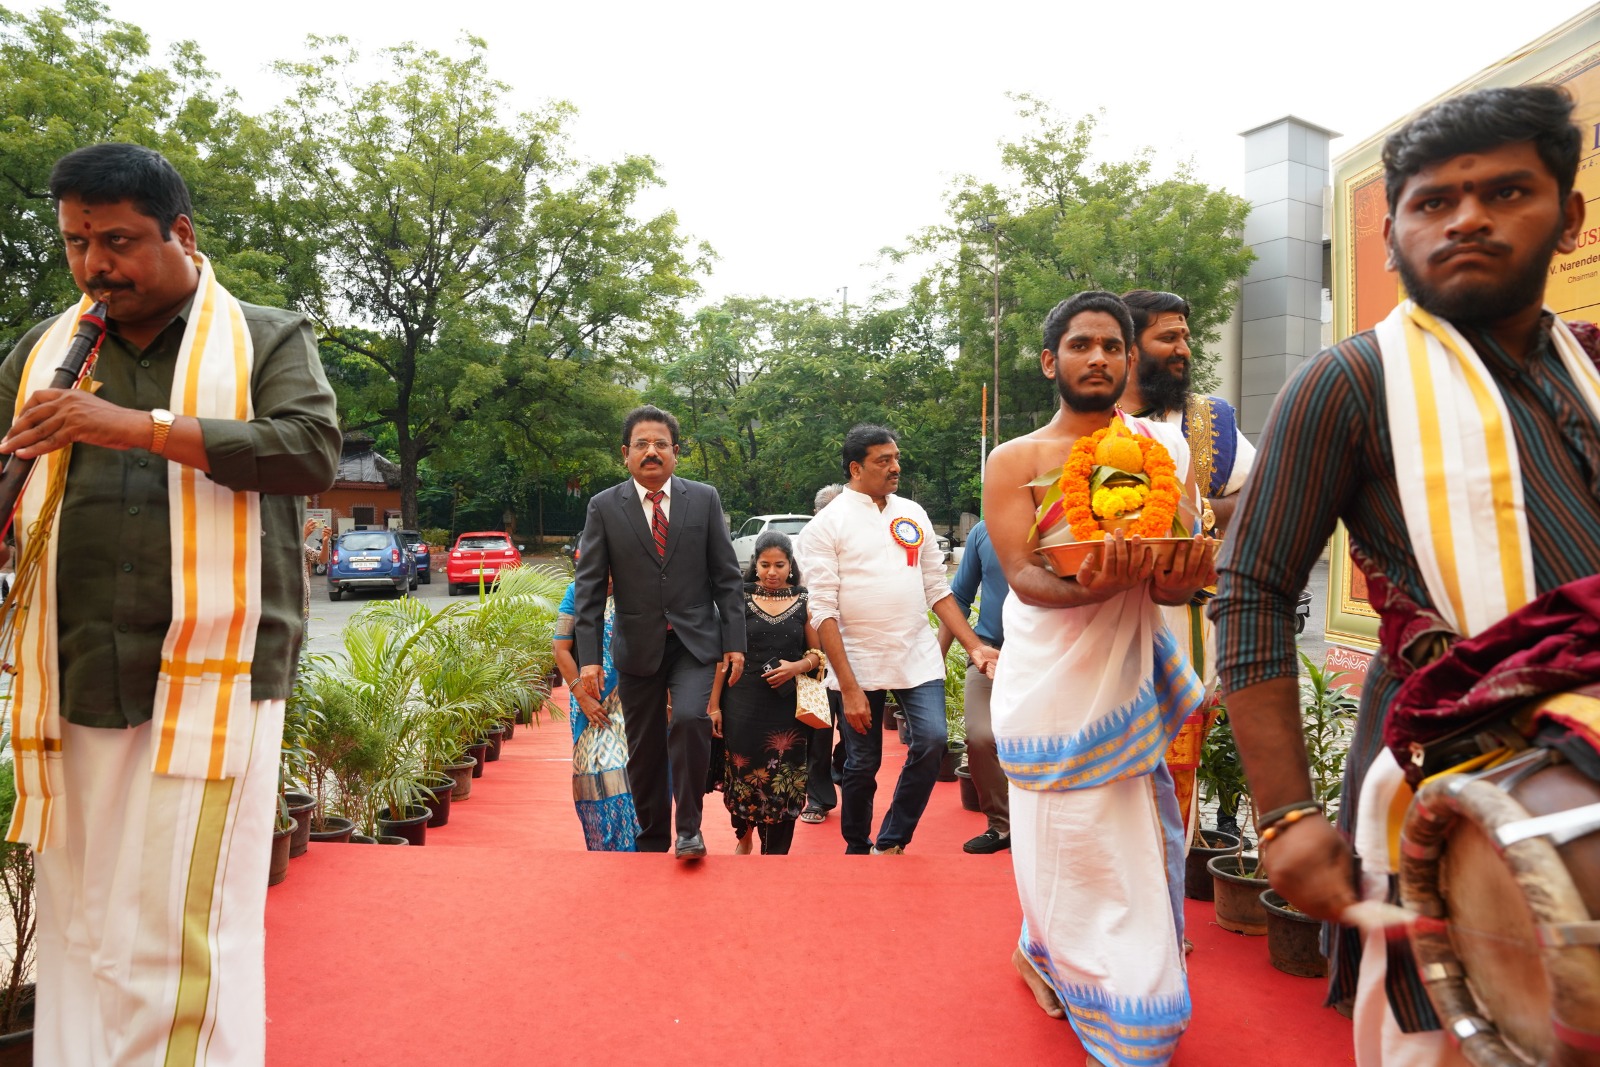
[706, 531, 822, 855]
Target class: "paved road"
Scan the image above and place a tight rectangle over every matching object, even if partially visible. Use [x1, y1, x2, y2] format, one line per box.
[307, 554, 1334, 663]
[305, 568, 520, 658]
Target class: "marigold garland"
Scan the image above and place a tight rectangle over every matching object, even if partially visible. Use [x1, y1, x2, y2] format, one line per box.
[1060, 417, 1181, 541]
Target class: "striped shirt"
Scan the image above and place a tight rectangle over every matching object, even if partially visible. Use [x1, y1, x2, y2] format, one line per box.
[1211, 314, 1600, 1024]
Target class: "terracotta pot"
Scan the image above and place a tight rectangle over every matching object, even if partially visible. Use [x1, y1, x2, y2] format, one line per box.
[377, 804, 429, 847]
[1262, 890, 1328, 977]
[284, 791, 316, 858]
[1185, 830, 1241, 902]
[268, 823, 292, 886]
[308, 816, 356, 844]
[1208, 853, 1269, 935]
[445, 758, 476, 800]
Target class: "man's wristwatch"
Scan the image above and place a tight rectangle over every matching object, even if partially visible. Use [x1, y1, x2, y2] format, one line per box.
[149, 408, 175, 456]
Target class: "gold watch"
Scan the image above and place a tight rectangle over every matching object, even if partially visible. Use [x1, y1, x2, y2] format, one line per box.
[149, 408, 175, 456]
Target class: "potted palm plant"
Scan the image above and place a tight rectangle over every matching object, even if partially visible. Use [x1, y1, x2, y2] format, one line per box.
[459, 565, 564, 730]
[1189, 708, 1245, 900]
[279, 687, 319, 857]
[1261, 653, 1357, 975]
[293, 654, 378, 843]
[337, 602, 439, 846]
[940, 639, 967, 782]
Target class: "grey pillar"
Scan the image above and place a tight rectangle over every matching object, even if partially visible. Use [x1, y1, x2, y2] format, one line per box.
[1238, 116, 1339, 438]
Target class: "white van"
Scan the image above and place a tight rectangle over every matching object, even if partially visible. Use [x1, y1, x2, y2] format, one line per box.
[732, 514, 812, 569]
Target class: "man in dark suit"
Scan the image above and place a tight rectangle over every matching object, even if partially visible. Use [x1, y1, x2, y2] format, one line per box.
[574, 405, 746, 857]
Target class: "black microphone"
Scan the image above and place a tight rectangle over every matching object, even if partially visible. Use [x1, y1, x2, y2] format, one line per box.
[0, 302, 109, 528]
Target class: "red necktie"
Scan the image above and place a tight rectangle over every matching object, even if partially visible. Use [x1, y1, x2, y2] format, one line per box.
[646, 489, 668, 558]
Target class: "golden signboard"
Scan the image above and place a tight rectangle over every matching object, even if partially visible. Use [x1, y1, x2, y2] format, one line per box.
[1327, 4, 1600, 651]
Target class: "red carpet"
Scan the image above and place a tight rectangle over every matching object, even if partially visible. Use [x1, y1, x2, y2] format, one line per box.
[265, 693, 1353, 1065]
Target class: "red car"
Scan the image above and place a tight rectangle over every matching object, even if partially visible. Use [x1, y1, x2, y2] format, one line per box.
[446, 531, 522, 595]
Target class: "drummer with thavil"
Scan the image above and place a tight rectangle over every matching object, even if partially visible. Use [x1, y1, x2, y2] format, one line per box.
[1212, 84, 1600, 1066]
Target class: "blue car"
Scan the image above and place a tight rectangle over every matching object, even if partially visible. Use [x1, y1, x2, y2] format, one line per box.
[327, 529, 412, 601]
[398, 529, 431, 585]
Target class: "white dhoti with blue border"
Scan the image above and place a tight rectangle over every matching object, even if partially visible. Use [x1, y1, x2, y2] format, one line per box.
[993, 584, 1203, 1066]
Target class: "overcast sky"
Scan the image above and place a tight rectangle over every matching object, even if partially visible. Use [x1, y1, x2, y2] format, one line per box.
[38, 0, 1593, 307]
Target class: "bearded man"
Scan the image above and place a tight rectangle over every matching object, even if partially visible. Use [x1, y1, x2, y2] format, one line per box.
[1120, 290, 1258, 846]
[985, 290, 1215, 1067]
[1213, 84, 1600, 1066]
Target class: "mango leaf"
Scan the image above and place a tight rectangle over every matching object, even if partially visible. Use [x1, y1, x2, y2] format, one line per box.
[1026, 465, 1066, 488]
[1089, 466, 1149, 493]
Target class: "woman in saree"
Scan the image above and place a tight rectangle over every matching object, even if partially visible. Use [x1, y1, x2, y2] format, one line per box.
[552, 553, 640, 851]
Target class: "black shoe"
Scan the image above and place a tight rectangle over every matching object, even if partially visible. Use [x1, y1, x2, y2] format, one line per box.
[674, 831, 706, 859]
[963, 828, 1011, 854]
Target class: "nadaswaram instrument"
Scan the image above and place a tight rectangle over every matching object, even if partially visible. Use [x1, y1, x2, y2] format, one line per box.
[0, 302, 108, 670]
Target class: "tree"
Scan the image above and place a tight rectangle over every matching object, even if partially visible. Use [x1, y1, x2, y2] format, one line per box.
[653, 290, 969, 524]
[269, 36, 704, 528]
[0, 0, 293, 351]
[908, 94, 1255, 442]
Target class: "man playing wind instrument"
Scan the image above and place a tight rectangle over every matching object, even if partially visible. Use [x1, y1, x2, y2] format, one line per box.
[0, 144, 339, 1065]
[1213, 85, 1600, 1066]
[984, 290, 1216, 1067]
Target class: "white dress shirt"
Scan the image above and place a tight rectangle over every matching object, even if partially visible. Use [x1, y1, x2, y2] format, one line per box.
[797, 488, 951, 691]
[633, 477, 671, 527]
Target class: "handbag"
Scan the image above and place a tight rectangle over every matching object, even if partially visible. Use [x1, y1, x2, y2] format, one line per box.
[795, 670, 831, 730]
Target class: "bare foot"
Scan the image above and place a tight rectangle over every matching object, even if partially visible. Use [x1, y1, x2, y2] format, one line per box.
[1011, 946, 1066, 1019]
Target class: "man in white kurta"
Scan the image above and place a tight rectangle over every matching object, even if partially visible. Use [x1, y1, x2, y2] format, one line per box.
[797, 424, 997, 854]
[983, 291, 1214, 1067]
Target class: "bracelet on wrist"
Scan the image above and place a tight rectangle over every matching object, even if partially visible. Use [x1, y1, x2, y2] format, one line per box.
[1256, 800, 1324, 829]
[1257, 802, 1324, 845]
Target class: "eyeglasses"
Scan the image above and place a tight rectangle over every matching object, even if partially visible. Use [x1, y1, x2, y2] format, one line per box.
[628, 440, 675, 452]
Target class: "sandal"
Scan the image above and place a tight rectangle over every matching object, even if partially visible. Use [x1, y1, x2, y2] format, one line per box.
[799, 807, 826, 824]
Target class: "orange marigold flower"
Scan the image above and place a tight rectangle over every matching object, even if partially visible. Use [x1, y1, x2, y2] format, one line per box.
[1056, 416, 1181, 541]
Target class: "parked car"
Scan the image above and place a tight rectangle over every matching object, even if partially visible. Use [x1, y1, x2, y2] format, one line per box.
[327, 529, 412, 601]
[935, 532, 952, 565]
[398, 529, 431, 585]
[447, 531, 522, 595]
[731, 514, 812, 569]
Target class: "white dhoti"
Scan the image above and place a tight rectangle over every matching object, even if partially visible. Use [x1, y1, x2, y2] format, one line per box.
[35, 700, 284, 1067]
[993, 586, 1203, 1066]
[1349, 751, 1470, 1067]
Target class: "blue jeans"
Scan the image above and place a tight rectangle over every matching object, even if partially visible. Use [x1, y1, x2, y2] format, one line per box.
[838, 679, 947, 853]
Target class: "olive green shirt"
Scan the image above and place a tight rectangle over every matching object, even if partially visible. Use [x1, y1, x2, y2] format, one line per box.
[0, 295, 341, 728]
